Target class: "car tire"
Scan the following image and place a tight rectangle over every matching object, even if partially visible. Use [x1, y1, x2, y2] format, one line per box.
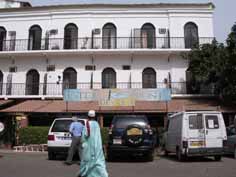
[176, 148, 184, 162]
[214, 155, 222, 161]
[164, 149, 169, 156]
[48, 151, 56, 160]
[147, 151, 154, 161]
[233, 146, 236, 159]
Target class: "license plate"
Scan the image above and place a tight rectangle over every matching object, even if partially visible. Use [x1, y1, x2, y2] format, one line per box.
[113, 139, 122, 144]
[127, 128, 143, 136]
[190, 141, 205, 147]
[57, 136, 71, 140]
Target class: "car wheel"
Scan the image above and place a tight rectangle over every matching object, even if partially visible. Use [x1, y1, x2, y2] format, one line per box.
[176, 148, 183, 161]
[147, 151, 154, 161]
[233, 146, 236, 159]
[214, 155, 222, 161]
[48, 151, 56, 160]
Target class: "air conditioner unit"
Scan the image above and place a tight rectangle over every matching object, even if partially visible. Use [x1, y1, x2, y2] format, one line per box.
[93, 28, 101, 35]
[50, 29, 58, 35]
[159, 28, 167, 34]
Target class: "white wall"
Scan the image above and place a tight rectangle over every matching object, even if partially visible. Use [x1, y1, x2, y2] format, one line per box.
[0, 5, 214, 41]
[0, 4, 212, 95]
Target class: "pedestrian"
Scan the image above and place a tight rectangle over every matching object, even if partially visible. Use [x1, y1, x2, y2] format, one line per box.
[65, 116, 84, 165]
[77, 110, 108, 177]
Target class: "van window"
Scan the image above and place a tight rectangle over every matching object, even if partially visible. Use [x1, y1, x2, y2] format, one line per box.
[205, 115, 219, 129]
[189, 115, 203, 129]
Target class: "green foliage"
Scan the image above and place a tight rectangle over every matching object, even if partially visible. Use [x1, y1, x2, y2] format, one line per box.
[186, 23, 236, 103]
[18, 127, 49, 145]
[18, 126, 109, 146]
[101, 127, 109, 145]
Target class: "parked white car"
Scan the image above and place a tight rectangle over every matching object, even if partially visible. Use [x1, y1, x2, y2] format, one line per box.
[164, 111, 227, 161]
[47, 117, 86, 160]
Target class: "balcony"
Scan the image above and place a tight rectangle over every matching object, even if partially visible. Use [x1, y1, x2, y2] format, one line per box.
[0, 37, 213, 52]
[0, 82, 215, 99]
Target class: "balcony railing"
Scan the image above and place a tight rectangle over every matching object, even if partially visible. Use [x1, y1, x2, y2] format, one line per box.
[0, 37, 213, 52]
[0, 82, 215, 97]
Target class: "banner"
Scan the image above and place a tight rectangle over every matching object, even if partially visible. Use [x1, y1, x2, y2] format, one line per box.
[63, 88, 171, 106]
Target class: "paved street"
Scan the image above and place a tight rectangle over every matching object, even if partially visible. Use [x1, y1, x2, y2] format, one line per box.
[0, 151, 236, 177]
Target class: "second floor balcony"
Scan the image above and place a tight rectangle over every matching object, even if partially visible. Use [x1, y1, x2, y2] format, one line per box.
[0, 82, 215, 99]
[0, 37, 213, 52]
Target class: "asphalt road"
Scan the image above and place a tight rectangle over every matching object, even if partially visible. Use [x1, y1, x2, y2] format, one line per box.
[0, 151, 236, 177]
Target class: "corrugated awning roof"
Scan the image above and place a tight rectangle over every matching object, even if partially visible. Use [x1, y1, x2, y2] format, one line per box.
[0, 98, 234, 113]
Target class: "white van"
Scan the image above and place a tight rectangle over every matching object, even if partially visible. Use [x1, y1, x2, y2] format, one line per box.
[47, 118, 86, 160]
[164, 111, 227, 161]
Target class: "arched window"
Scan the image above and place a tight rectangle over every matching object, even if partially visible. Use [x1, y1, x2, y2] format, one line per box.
[63, 67, 77, 90]
[184, 22, 199, 49]
[142, 67, 156, 88]
[0, 70, 3, 95]
[141, 23, 156, 48]
[0, 27, 6, 51]
[102, 23, 117, 49]
[102, 68, 116, 88]
[28, 25, 42, 50]
[26, 69, 40, 95]
[64, 23, 78, 49]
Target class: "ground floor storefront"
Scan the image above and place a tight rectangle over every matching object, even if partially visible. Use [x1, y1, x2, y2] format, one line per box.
[0, 97, 236, 147]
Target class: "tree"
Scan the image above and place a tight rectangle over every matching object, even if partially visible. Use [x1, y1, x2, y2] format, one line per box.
[186, 23, 236, 103]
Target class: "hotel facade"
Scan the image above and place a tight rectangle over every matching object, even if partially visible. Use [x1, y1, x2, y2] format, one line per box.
[0, 2, 235, 146]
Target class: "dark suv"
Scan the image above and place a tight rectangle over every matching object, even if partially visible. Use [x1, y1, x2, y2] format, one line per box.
[107, 115, 155, 161]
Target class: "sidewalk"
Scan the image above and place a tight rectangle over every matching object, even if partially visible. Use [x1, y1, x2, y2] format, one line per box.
[0, 148, 47, 154]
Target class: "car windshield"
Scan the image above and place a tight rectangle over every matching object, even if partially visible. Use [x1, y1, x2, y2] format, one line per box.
[113, 115, 148, 129]
[51, 119, 84, 132]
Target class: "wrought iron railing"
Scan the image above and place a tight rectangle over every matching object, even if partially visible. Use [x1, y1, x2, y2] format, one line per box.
[0, 37, 214, 52]
[0, 82, 215, 97]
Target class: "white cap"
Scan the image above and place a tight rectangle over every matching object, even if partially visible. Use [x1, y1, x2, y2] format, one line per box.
[88, 110, 96, 118]
[72, 116, 78, 121]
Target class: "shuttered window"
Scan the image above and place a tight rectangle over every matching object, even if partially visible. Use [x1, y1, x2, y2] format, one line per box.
[184, 22, 199, 49]
[28, 25, 42, 50]
[102, 68, 116, 88]
[64, 23, 78, 49]
[63, 68, 77, 90]
[0, 27, 6, 51]
[141, 23, 156, 49]
[142, 68, 156, 88]
[102, 23, 117, 49]
[26, 69, 40, 95]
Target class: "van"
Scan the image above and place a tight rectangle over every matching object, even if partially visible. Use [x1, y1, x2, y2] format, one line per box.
[164, 111, 227, 161]
[47, 118, 86, 160]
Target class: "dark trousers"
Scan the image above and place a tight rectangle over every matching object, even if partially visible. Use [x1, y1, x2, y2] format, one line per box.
[66, 136, 81, 163]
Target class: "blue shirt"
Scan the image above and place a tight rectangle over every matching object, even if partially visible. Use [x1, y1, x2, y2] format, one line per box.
[69, 122, 84, 137]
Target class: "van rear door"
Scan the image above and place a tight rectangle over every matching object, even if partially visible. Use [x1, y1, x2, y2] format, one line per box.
[187, 114, 205, 148]
[204, 114, 222, 148]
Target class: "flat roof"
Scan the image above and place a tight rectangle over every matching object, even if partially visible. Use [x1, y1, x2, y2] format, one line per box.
[0, 2, 215, 13]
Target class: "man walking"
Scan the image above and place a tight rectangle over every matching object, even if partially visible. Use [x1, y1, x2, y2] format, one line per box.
[65, 116, 84, 165]
[77, 110, 109, 177]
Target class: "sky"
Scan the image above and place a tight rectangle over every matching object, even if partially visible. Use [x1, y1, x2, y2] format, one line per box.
[26, 0, 236, 43]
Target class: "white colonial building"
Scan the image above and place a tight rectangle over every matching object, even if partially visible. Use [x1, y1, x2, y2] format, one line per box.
[3, 2, 235, 143]
[0, 2, 214, 98]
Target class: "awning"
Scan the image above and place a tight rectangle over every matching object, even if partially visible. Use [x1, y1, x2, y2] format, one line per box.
[0, 98, 235, 113]
[0, 100, 99, 113]
[0, 100, 14, 108]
